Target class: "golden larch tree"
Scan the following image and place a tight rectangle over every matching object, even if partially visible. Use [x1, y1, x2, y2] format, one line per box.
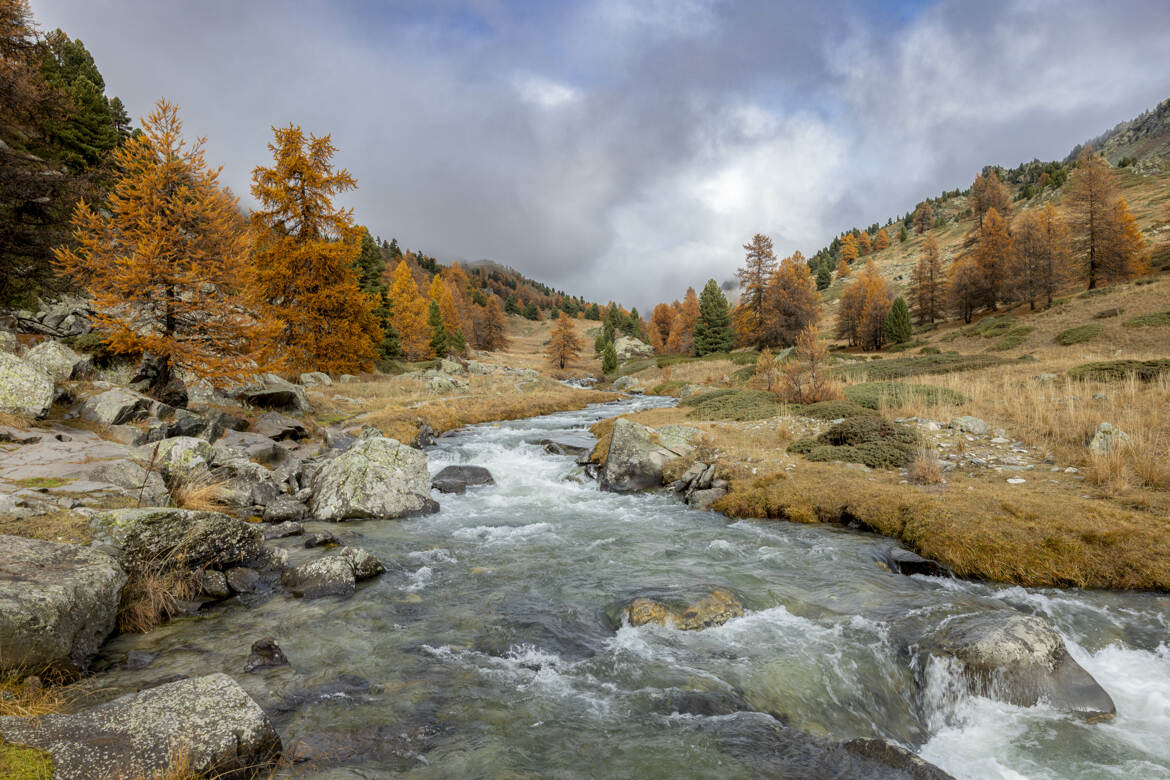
[387, 260, 431, 359]
[874, 227, 891, 251]
[1012, 203, 1070, 310]
[55, 99, 270, 386]
[1063, 147, 1118, 290]
[839, 233, 859, 264]
[910, 234, 944, 324]
[734, 233, 776, 335]
[857, 230, 872, 256]
[545, 312, 582, 369]
[477, 294, 509, 351]
[969, 170, 1012, 228]
[947, 256, 982, 323]
[649, 302, 676, 354]
[1098, 198, 1148, 283]
[836, 258, 851, 279]
[835, 260, 891, 350]
[974, 207, 1015, 310]
[913, 201, 935, 234]
[250, 124, 380, 373]
[666, 287, 699, 354]
[757, 254, 822, 348]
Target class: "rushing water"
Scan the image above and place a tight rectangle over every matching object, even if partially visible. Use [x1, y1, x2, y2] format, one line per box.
[92, 396, 1170, 779]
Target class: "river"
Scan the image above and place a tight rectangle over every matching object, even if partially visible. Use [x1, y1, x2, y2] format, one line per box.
[91, 396, 1170, 778]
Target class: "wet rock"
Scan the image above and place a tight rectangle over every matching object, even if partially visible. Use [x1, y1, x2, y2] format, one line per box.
[23, 339, 91, 381]
[532, 432, 595, 458]
[600, 418, 700, 492]
[217, 429, 289, 466]
[200, 569, 231, 599]
[919, 609, 1115, 721]
[304, 531, 340, 549]
[948, 416, 989, 435]
[252, 411, 308, 441]
[339, 546, 386, 580]
[0, 351, 54, 418]
[1088, 422, 1129, 455]
[0, 535, 126, 675]
[225, 566, 260, 594]
[687, 487, 727, 510]
[263, 498, 308, 523]
[244, 636, 289, 672]
[876, 547, 951, 578]
[0, 673, 282, 779]
[622, 588, 745, 631]
[282, 555, 355, 598]
[309, 428, 437, 521]
[262, 521, 304, 539]
[431, 464, 495, 494]
[81, 387, 153, 426]
[412, 422, 437, 448]
[90, 508, 266, 573]
[299, 371, 332, 386]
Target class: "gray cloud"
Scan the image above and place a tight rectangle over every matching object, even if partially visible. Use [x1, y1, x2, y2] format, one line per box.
[31, 0, 1170, 309]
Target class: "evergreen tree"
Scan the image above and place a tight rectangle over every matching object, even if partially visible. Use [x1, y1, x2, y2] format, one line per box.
[522, 301, 540, 320]
[601, 341, 618, 374]
[428, 299, 448, 358]
[39, 31, 118, 169]
[504, 293, 520, 315]
[585, 303, 602, 320]
[450, 328, 467, 354]
[354, 228, 386, 295]
[108, 95, 132, 140]
[882, 297, 912, 345]
[693, 279, 734, 356]
[387, 237, 401, 257]
[816, 262, 832, 290]
[899, 225, 909, 243]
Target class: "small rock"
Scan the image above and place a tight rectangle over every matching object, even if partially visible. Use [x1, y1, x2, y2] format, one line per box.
[224, 566, 260, 594]
[1006, 477, 1026, 484]
[948, 416, 989, 435]
[304, 531, 340, 549]
[262, 521, 304, 540]
[299, 372, 332, 387]
[1088, 422, 1129, 455]
[252, 412, 308, 441]
[200, 569, 231, 599]
[262, 498, 308, 523]
[244, 636, 290, 672]
[339, 546, 386, 580]
[0, 351, 54, 418]
[282, 555, 355, 599]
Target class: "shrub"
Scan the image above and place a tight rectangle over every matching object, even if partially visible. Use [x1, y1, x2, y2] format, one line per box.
[1067, 359, 1170, 383]
[1055, 324, 1104, 345]
[649, 380, 686, 396]
[788, 415, 917, 469]
[1122, 311, 1170, 328]
[908, 453, 944, 484]
[919, 345, 941, 355]
[844, 381, 967, 410]
[797, 400, 878, 420]
[836, 352, 1006, 380]
[1093, 307, 1124, 319]
[681, 389, 784, 421]
[987, 326, 1034, 351]
[818, 416, 917, 447]
[965, 316, 1016, 338]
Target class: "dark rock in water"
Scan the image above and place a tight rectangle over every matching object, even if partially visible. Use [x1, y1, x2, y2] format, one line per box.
[263, 520, 304, 539]
[431, 464, 495, 494]
[244, 636, 289, 673]
[876, 547, 951, 578]
[339, 546, 386, 580]
[0, 673, 282, 779]
[530, 432, 596, 458]
[273, 674, 375, 713]
[123, 650, 157, 671]
[917, 609, 1115, 721]
[305, 531, 340, 549]
[413, 422, 437, 448]
[703, 711, 954, 780]
[607, 587, 745, 632]
[654, 687, 753, 718]
[286, 721, 442, 769]
[225, 566, 260, 594]
[200, 569, 231, 599]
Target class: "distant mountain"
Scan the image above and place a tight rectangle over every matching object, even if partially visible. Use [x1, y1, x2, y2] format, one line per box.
[1069, 97, 1170, 169]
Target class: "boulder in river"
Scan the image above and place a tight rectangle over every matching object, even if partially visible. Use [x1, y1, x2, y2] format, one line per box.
[89, 508, 267, 573]
[282, 554, 355, 598]
[0, 351, 54, 418]
[0, 535, 125, 675]
[619, 588, 745, 631]
[0, 673, 281, 779]
[600, 418, 700, 492]
[309, 428, 437, 521]
[876, 547, 951, 578]
[244, 636, 290, 672]
[431, 464, 495, 494]
[919, 609, 1115, 721]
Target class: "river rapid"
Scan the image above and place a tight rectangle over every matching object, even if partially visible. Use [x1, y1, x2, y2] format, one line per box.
[91, 396, 1170, 778]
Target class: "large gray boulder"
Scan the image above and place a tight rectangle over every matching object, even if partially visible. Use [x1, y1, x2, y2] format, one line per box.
[299, 371, 332, 386]
[23, 339, 91, 381]
[0, 351, 54, 418]
[431, 464, 495, 494]
[600, 418, 701, 492]
[1088, 422, 1129, 455]
[89, 508, 266, 573]
[80, 387, 153, 426]
[613, 335, 654, 360]
[309, 428, 437, 521]
[920, 610, 1115, 721]
[0, 329, 17, 352]
[140, 436, 215, 483]
[0, 535, 125, 675]
[89, 459, 168, 506]
[282, 547, 385, 598]
[232, 373, 311, 413]
[0, 673, 281, 779]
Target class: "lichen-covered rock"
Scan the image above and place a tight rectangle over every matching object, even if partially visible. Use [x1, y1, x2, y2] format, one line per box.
[281, 555, 356, 598]
[23, 340, 91, 381]
[299, 371, 332, 386]
[141, 436, 215, 483]
[948, 416, 989, 435]
[613, 335, 654, 360]
[252, 411, 308, 441]
[920, 610, 1115, 721]
[80, 387, 153, 426]
[339, 546, 386, 580]
[612, 375, 637, 391]
[309, 429, 437, 521]
[89, 508, 266, 573]
[600, 418, 700, 492]
[431, 464, 495, 494]
[89, 459, 168, 506]
[0, 535, 125, 675]
[1088, 422, 1129, 455]
[0, 329, 16, 353]
[0, 673, 281, 779]
[622, 588, 745, 631]
[0, 351, 54, 418]
[232, 374, 311, 413]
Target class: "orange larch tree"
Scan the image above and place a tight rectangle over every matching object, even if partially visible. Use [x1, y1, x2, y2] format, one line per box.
[757, 254, 822, 348]
[874, 227, 891, 251]
[836, 258, 851, 279]
[910, 234, 944, 324]
[1098, 198, 1148, 283]
[387, 260, 430, 359]
[666, 287, 699, 354]
[478, 293, 509, 351]
[839, 233, 859, 264]
[545, 311, 582, 369]
[947, 256, 983, 323]
[1012, 203, 1070, 310]
[974, 207, 1015, 310]
[835, 260, 892, 350]
[1064, 147, 1119, 289]
[249, 124, 380, 373]
[969, 170, 1012, 228]
[649, 302, 676, 354]
[913, 201, 935, 234]
[734, 233, 776, 337]
[857, 230, 872, 256]
[55, 99, 270, 388]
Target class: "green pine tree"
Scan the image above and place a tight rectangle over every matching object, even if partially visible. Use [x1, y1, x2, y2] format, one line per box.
[693, 279, 734, 356]
[450, 327, 467, 353]
[898, 225, 909, 243]
[816, 262, 832, 290]
[882, 296, 912, 345]
[354, 228, 386, 295]
[428, 299, 448, 357]
[40, 32, 118, 169]
[602, 341, 618, 374]
[522, 301, 540, 320]
[505, 294, 520, 315]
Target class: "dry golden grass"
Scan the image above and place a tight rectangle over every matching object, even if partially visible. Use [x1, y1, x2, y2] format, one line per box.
[907, 451, 944, 485]
[0, 673, 70, 718]
[168, 476, 234, 513]
[0, 412, 37, 429]
[117, 566, 201, 634]
[0, 510, 94, 544]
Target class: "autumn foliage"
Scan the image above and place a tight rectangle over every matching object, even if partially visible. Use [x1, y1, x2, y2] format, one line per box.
[545, 312, 583, 369]
[387, 260, 431, 359]
[55, 99, 269, 381]
[250, 124, 380, 373]
[910, 234, 944, 324]
[836, 260, 892, 350]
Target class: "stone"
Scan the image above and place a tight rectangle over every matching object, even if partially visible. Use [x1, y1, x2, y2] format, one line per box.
[431, 464, 495, 494]
[1088, 422, 1130, 455]
[89, 508, 266, 573]
[687, 487, 727, 510]
[281, 555, 356, 598]
[143, 436, 215, 483]
[613, 335, 654, 360]
[877, 547, 951, 578]
[233, 374, 311, 413]
[339, 546, 386, 580]
[80, 387, 153, 426]
[252, 411, 308, 441]
[0, 673, 282, 779]
[428, 373, 468, 393]
[0, 329, 16, 352]
[244, 637, 289, 672]
[920, 610, 1115, 721]
[338, 373, 358, 383]
[532, 433, 595, 458]
[324, 428, 356, 451]
[262, 521, 304, 540]
[225, 566, 261, 594]
[200, 569, 231, 598]
[299, 371, 332, 386]
[624, 588, 745, 631]
[304, 531, 340, 549]
[1033, 373, 1058, 384]
[466, 360, 493, 375]
[0, 351, 54, 418]
[263, 498, 308, 523]
[0, 535, 125, 675]
[439, 358, 467, 376]
[600, 418, 701, 493]
[612, 375, 637, 391]
[309, 429, 437, 521]
[89, 459, 168, 506]
[23, 340, 90, 381]
[948, 416, 990, 435]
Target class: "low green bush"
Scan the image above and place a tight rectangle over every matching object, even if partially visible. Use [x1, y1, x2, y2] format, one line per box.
[796, 400, 878, 420]
[918, 346, 941, 355]
[1067, 359, 1170, 383]
[1093, 307, 1124, 319]
[844, 381, 967, 410]
[681, 389, 783, 421]
[788, 415, 918, 469]
[987, 326, 1034, 351]
[649, 380, 686, 396]
[1054, 324, 1104, 345]
[837, 352, 1005, 380]
[1122, 311, 1170, 328]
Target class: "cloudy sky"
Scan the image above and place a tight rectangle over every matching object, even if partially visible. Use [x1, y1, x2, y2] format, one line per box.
[31, 0, 1170, 309]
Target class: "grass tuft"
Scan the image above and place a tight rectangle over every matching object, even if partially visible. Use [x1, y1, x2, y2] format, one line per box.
[1066, 359, 1170, 383]
[837, 352, 1007, 381]
[987, 326, 1034, 351]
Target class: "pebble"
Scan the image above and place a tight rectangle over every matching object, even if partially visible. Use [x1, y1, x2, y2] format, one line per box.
[1006, 477, 1026, 484]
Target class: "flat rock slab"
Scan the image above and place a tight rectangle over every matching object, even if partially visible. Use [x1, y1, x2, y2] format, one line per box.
[0, 673, 281, 779]
[0, 535, 125, 675]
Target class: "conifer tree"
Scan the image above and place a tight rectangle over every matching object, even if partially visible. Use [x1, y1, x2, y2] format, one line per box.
[386, 259, 430, 359]
[250, 124, 380, 373]
[1098, 198, 1148, 283]
[354, 228, 386, 295]
[546, 312, 583, 369]
[882, 297, 912, 344]
[836, 258, 851, 279]
[910, 234, 944, 324]
[839, 233, 859, 264]
[947, 257, 982, 323]
[601, 341, 617, 374]
[899, 225, 909, 243]
[477, 294, 509, 351]
[735, 233, 776, 335]
[835, 260, 891, 350]
[694, 279, 734, 356]
[39, 30, 119, 169]
[649, 302, 676, 353]
[974, 207, 1015, 310]
[427, 299, 447, 358]
[1013, 203, 1070, 310]
[969, 170, 1012, 228]
[666, 287, 700, 354]
[913, 201, 934, 234]
[1064, 148, 1118, 290]
[874, 227, 890, 251]
[757, 255, 821, 348]
[857, 230, 872, 256]
[55, 99, 268, 385]
[816, 262, 832, 290]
